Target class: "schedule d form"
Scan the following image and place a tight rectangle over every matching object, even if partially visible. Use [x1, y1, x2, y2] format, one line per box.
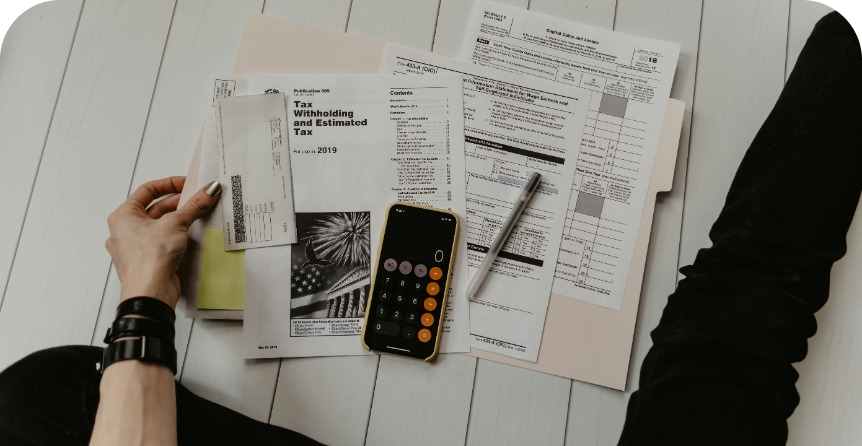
[462, 1, 681, 310]
[382, 45, 589, 362]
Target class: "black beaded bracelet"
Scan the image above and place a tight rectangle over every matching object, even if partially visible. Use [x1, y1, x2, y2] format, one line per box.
[104, 316, 175, 344]
[115, 297, 176, 327]
[100, 336, 177, 375]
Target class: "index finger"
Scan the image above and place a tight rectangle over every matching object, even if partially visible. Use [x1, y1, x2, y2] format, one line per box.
[127, 177, 186, 208]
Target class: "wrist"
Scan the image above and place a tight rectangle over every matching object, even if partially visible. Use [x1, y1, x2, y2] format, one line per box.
[94, 360, 177, 446]
[120, 282, 178, 308]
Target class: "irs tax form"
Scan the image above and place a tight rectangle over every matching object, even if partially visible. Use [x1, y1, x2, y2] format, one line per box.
[235, 75, 470, 358]
[461, 1, 680, 310]
[381, 46, 589, 362]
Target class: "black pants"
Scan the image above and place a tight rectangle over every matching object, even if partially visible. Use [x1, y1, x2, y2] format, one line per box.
[1, 12, 860, 446]
[619, 11, 861, 446]
[0, 345, 322, 445]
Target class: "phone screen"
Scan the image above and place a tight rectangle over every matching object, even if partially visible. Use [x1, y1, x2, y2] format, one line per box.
[362, 203, 458, 360]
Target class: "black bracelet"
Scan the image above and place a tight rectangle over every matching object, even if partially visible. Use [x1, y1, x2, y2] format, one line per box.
[104, 316, 176, 344]
[115, 297, 176, 327]
[100, 336, 178, 375]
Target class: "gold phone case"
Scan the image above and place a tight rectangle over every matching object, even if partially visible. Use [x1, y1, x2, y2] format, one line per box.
[360, 202, 459, 361]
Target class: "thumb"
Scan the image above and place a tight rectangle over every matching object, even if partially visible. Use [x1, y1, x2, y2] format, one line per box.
[174, 181, 222, 228]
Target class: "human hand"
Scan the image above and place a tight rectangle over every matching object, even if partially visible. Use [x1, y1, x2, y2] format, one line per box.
[105, 177, 222, 309]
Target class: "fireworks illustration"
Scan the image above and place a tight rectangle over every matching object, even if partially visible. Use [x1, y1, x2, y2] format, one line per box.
[307, 212, 371, 267]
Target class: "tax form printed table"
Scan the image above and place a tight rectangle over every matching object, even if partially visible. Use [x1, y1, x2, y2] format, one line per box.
[1, 1, 859, 445]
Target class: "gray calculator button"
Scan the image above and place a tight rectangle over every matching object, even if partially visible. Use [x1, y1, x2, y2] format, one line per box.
[373, 320, 400, 336]
[383, 258, 398, 272]
[399, 261, 413, 275]
[402, 325, 417, 340]
[375, 305, 389, 318]
[414, 264, 428, 278]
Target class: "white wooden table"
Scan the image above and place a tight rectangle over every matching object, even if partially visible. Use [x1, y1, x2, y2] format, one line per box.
[1, 1, 859, 445]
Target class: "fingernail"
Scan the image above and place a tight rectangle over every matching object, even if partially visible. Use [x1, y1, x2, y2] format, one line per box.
[205, 181, 222, 198]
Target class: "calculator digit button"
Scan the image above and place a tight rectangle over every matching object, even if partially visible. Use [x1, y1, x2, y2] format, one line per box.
[406, 311, 418, 324]
[394, 294, 406, 305]
[411, 281, 423, 292]
[414, 264, 428, 278]
[397, 278, 408, 289]
[391, 309, 403, 322]
[383, 259, 398, 272]
[410, 296, 421, 307]
[378, 290, 391, 303]
[421, 313, 434, 327]
[418, 329, 432, 343]
[399, 261, 413, 275]
[423, 298, 437, 312]
[375, 305, 389, 318]
[429, 267, 443, 280]
[372, 320, 400, 336]
[381, 275, 393, 287]
[402, 326, 417, 340]
[426, 282, 440, 296]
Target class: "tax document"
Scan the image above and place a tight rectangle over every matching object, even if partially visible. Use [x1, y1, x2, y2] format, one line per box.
[381, 46, 589, 362]
[236, 75, 471, 358]
[461, 1, 680, 310]
[215, 94, 297, 250]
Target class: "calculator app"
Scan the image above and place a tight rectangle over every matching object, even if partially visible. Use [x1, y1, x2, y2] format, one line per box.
[363, 203, 458, 360]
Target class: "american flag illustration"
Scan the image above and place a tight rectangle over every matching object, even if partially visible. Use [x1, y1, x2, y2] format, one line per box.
[289, 212, 370, 319]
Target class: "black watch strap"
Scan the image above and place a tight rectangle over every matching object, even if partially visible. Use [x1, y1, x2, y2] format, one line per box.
[116, 297, 176, 326]
[100, 336, 177, 375]
[104, 316, 176, 344]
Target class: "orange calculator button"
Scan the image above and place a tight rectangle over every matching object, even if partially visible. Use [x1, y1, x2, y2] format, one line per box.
[418, 328, 432, 343]
[423, 297, 437, 311]
[429, 267, 443, 280]
[421, 313, 434, 327]
[426, 282, 440, 296]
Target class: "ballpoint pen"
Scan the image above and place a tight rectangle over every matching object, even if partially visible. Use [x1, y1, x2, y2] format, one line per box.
[467, 171, 542, 298]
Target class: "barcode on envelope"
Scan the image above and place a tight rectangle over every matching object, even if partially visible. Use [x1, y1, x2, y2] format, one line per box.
[231, 175, 246, 244]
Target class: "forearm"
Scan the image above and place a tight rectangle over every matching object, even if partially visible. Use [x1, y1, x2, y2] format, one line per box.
[89, 358, 178, 446]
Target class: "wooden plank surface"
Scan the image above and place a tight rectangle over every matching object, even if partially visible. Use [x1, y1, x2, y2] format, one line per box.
[528, 0, 617, 29]
[0, 0, 81, 309]
[3, 1, 858, 444]
[0, 0, 175, 370]
[270, 356, 379, 446]
[466, 360, 571, 446]
[263, 0, 353, 31]
[366, 354, 477, 446]
[786, 0, 833, 79]
[347, 0, 441, 50]
[678, 0, 790, 270]
[91, 0, 266, 375]
[181, 320, 280, 421]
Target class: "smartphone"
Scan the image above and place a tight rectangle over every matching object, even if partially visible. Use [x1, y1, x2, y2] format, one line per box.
[361, 202, 459, 361]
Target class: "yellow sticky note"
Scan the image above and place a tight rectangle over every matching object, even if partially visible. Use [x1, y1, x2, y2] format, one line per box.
[198, 229, 245, 310]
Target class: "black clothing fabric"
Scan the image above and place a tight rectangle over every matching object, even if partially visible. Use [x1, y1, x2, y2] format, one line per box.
[0, 345, 323, 445]
[619, 11, 861, 446]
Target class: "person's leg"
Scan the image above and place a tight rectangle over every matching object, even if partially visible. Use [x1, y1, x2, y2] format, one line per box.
[0, 346, 323, 446]
[0, 346, 101, 446]
[619, 12, 861, 446]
